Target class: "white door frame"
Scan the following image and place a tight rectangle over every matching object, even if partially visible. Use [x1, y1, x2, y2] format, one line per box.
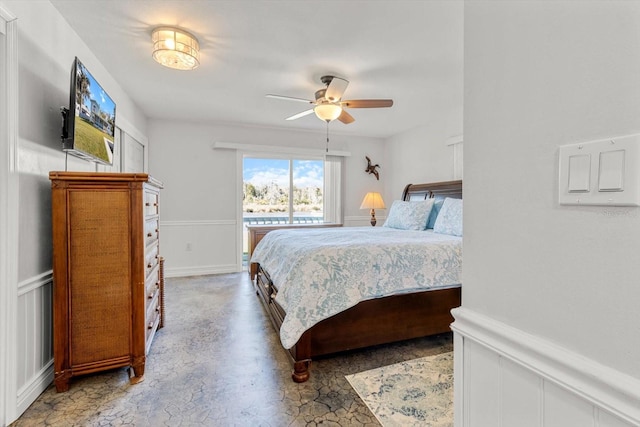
[0, 3, 19, 425]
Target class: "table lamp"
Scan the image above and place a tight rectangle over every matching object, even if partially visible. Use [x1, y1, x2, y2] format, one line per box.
[360, 192, 385, 226]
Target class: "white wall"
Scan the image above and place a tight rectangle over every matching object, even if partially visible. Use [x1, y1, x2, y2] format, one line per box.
[148, 120, 386, 277]
[384, 121, 462, 198]
[0, 1, 149, 424]
[382, 0, 463, 196]
[455, 1, 640, 425]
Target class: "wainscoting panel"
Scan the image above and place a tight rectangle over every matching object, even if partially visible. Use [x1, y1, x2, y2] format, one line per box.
[544, 380, 594, 427]
[465, 340, 500, 426]
[160, 220, 239, 277]
[452, 307, 640, 427]
[16, 272, 53, 415]
[500, 356, 541, 427]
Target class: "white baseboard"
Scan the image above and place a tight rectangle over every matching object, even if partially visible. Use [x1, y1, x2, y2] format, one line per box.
[16, 360, 53, 416]
[451, 307, 640, 426]
[165, 264, 239, 278]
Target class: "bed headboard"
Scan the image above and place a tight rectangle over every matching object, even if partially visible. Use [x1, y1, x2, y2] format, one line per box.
[401, 180, 462, 201]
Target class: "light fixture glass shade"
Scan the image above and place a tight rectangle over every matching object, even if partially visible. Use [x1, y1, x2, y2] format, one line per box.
[314, 103, 342, 122]
[152, 27, 200, 70]
[360, 192, 386, 209]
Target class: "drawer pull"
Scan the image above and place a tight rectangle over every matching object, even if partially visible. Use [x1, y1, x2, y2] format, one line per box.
[153, 203, 158, 207]
[156, 282, 160, 288]
[145, 202, 150, 206]
[155, 255, 159, 259]
[155, 307, 160, 313]
[148, 292, 154, 299]
[147, 322, 154, 330]
[147, 232, 153, 237]
[147, 263, 152, 268]
[155, 229, 159, 233]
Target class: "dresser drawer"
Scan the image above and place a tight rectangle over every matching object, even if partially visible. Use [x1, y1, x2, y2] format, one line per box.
[145, 243, 159, 276]
[146, 289, 161, 324]
[145, 264, 160, 295]
[144, 191, 159, 216]
[144, 218, 159, 247]
[145, 298, 161, 352]
[145, 268, 160, 311]
[256, 269, 271, 297]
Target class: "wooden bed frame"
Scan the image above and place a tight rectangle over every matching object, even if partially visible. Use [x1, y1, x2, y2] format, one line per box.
[253, 180, 463, 382]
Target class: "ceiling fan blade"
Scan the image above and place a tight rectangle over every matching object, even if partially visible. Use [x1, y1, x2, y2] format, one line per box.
[285, 109, 315, 121]
[337, 109, 355, 124]
[341, 99, 394, 108]
[325, 77, 349, 102]
[266, 94, 314, 104]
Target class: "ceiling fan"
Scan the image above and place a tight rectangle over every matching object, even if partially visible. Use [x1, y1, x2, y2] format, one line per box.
[266, 75, 393, 124]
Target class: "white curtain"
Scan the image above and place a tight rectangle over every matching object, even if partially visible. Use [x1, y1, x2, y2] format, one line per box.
[324, 155, 344, 224]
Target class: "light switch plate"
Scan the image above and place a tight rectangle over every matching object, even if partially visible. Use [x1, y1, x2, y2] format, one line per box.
[559, 134, 640, 206]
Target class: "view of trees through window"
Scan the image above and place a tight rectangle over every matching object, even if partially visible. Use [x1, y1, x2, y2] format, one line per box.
[243, 157, 324, 224]
[242, 157, 324, 264]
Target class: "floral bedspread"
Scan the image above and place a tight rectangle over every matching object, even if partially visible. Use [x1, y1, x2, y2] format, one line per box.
[250, 227, 462, 349]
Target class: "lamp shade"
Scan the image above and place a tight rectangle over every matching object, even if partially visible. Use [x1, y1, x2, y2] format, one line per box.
[314, 102, 342, 122]
[152, 27, 200, 70]
[360, 192, 386, 210]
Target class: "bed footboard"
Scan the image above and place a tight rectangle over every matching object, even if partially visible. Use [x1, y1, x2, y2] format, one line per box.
[254, 264, 461, 382]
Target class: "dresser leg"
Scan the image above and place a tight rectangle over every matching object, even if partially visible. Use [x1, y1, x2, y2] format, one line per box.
[129, 357, 146, 384]
[54, 370, 71, 392]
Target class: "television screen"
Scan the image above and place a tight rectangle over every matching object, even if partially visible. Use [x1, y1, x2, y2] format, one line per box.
[62, 57, 116, 165]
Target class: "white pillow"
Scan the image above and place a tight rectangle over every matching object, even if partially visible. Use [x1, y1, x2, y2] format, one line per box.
[382, 199, 435, 230]
[433, 198, 463, 236]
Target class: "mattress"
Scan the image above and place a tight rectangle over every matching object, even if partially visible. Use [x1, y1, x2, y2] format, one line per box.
[250, 226, 462, 348]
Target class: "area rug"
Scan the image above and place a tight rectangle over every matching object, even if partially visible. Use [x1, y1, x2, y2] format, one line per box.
[345, 352, 453, 427]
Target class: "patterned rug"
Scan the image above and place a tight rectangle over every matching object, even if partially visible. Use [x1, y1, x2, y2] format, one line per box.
[345, 352, 453, 427]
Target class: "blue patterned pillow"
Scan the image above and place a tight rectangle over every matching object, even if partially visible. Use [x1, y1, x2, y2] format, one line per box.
[382, 199, 434, 230]
[433, 198, 463, 236]
[426, 197, 445, 229]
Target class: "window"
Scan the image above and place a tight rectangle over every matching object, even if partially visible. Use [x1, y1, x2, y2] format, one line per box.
[243, 157, 325, 225]
[240, 153, 343, 267]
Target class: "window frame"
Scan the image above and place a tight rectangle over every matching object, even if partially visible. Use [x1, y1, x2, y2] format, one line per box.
[242, 154, 327, 225]
[234, 145, 346, 272]
[238, 151, 344, 224]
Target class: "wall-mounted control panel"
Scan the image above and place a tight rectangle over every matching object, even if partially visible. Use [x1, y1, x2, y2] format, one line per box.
[559, 134, 640, 206]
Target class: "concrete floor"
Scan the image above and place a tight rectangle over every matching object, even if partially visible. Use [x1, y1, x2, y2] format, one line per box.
[12, 273, 453, 426]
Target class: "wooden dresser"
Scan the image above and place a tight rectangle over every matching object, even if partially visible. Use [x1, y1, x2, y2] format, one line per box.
[246, 223, 342, 280]
[49, 172, 164, 392]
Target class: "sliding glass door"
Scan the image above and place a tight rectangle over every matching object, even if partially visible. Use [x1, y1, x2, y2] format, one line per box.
[242, 156, 324, 264]
[243, 157, 324, 225]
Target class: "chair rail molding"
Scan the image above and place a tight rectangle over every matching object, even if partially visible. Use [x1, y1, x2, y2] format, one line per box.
[160, 219, 236, 227]
[452, 307, 640, 426]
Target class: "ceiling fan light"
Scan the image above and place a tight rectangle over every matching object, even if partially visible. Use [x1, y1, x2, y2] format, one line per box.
[152, 27, 200, 71]
[314, 103, 342, 122]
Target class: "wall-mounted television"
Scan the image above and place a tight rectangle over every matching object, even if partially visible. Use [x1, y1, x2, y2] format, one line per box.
[61, 57, 116, 165]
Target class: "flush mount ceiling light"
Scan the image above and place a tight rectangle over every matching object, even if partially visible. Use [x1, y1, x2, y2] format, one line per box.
[151, 27, 200, 70]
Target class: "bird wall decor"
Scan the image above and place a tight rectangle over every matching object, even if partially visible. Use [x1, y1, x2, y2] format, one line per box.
[365, 156, 380, 180]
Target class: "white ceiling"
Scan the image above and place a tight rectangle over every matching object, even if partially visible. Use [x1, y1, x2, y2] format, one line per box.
[50, 0, 463, 139]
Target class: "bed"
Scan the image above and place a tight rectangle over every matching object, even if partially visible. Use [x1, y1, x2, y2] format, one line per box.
[250, 180, 462, 382]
